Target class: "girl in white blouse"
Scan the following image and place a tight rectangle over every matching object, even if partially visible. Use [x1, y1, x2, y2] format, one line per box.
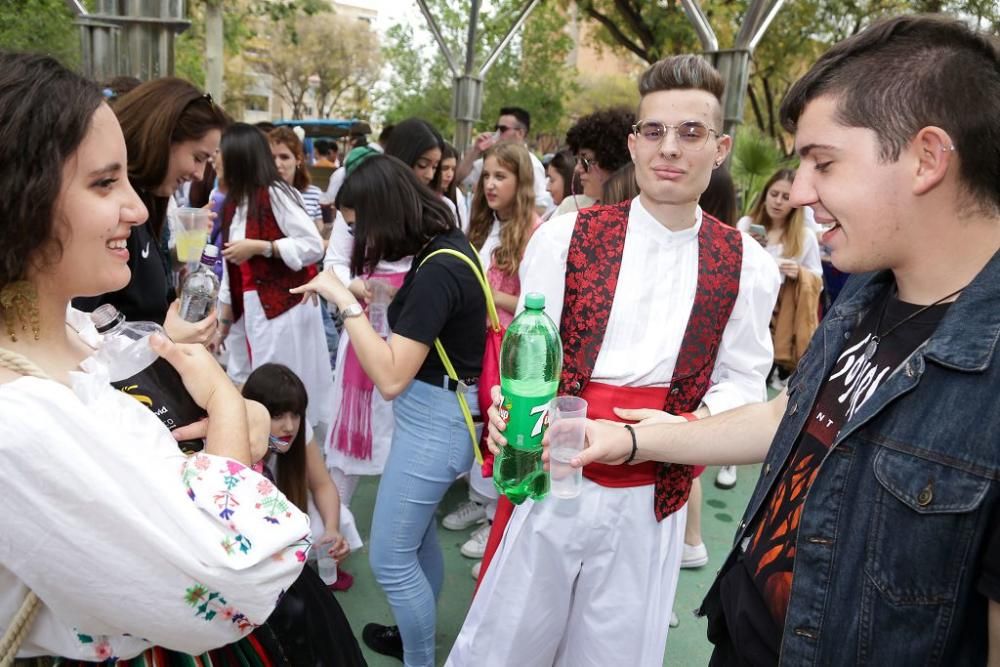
[0, 52, 308, 663]
[216, 124, 333, 432]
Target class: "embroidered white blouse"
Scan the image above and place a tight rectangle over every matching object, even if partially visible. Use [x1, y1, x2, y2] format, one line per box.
[0, 309, 310, 661]
[517, 197, 781, 415]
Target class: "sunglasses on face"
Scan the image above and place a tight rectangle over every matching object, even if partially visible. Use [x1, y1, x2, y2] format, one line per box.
[494, 124, 522, 134]
[575, 155, 594, 172]
[631, 120, 719, 151]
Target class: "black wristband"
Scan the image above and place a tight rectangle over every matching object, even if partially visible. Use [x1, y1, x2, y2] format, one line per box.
[623, 424, 638, 464]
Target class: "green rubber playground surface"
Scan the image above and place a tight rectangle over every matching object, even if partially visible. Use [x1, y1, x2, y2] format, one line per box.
[332, 463, 760, 666]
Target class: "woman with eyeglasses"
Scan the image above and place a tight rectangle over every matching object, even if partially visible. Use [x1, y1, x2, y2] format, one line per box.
[565, 107, 636, 204]
[73, 78, 229, 345]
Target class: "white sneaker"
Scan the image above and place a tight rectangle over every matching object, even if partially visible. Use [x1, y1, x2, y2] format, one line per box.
[460, 522, 491, 559]
[715, 465, 738, 490]
[670, 611, 679, 628]
[471, 560, 482, 580]
[443, 500, 486, 530]
[681, 542, 709, 569]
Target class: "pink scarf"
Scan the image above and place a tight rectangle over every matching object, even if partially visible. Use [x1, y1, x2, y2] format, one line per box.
[333, 270, 407, 460]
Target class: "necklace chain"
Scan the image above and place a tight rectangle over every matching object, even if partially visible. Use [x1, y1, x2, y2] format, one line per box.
[863, 284, 967, 361]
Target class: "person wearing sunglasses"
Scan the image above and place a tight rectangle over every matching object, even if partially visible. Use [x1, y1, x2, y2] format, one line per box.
[454, 106, 553, 214]
[449, 55, 780, 666]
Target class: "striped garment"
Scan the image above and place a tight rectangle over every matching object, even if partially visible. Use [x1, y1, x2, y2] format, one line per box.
[298, 185, 323, 222]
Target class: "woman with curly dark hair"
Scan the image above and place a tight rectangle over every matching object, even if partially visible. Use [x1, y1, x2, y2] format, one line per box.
[565, 106, 636, 203]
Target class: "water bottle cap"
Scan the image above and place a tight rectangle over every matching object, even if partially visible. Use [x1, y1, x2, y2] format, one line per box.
[90, 304, 125, 333]
[524, 292, 546, 310]
[201, 244, 219, 261]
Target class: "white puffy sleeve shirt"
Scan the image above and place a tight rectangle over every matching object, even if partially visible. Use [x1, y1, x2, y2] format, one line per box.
[219, 185, 324, 305]
[517, 197, 781, 415]
[0, 311, 310, 661]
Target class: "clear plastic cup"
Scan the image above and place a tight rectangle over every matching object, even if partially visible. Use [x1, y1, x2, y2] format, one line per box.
[317, 551, 339, 587]
[548, 396, 588, 499]
[175, 207, 212, 263]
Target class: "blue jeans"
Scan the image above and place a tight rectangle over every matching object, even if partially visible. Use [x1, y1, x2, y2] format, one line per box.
[369, 379, 475, 667]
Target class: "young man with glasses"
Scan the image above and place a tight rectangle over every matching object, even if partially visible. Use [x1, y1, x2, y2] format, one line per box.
[454, 106, 553, 213]
[569, 15, 1000, 665]
[446, 55, 780, 666]
[564, 107, 636, 204]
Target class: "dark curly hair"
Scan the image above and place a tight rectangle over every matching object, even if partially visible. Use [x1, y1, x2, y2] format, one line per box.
[0, 51, 105, 289]
[565, 107, 635, 174]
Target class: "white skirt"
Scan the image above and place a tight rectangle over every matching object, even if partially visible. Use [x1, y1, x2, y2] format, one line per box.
[225, 292, 334, 431]
[323, 329, 397, 477]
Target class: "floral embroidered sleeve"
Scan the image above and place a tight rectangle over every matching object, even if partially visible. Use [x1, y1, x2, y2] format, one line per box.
[0, 378, 310, 660]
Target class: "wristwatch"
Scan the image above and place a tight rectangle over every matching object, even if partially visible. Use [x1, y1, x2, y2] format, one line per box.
[341, 303, 364, 319]
[261, 241, 273, 258]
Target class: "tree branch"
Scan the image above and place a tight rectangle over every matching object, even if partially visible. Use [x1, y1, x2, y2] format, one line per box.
[579, 2, 651, 62]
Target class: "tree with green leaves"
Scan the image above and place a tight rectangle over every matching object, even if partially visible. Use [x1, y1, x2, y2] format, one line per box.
[0, 0, 80, 68]
[380, 0, 577, 145]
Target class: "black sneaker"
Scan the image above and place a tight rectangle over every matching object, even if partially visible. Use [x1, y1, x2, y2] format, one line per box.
[362, 623, 403, 661]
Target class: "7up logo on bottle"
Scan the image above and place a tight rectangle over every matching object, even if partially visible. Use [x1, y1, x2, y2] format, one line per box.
[500, 389, 551, 451]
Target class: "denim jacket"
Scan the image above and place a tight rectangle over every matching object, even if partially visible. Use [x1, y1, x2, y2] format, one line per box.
[701, 249, 1000, 665]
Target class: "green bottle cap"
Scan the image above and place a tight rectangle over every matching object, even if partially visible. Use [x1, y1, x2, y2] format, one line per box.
[524, 292, 546, 310]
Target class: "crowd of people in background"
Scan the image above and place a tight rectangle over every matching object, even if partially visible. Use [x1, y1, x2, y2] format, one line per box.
[3, 11, 1000, 667]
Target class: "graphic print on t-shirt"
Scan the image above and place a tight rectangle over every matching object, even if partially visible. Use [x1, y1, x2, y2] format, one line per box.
[743, 288, 952, 628]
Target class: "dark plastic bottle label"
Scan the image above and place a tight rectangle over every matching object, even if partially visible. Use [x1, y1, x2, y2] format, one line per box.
[110, 357, 207, 452]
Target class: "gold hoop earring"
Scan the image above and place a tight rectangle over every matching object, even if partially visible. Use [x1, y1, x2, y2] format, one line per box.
[0, 281, 40, 342]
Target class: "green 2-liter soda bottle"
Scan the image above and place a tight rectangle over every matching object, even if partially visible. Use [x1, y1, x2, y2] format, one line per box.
[494, 292, 563, 504]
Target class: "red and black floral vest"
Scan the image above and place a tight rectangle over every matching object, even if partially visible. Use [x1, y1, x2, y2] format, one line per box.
[558, 200, 743, 521]
[222, 187, 317, 321]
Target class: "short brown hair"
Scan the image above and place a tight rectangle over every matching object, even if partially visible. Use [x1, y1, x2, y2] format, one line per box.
[781, 14, 1000, 213]
[640, 55, 724, 101]
[114, 78, 229, 193]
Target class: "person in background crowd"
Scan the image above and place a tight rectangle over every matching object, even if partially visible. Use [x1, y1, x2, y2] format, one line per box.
[73, 77, 228, 345]
[440, 142, 470, 232]
[542, 150, 579, 221]
[565, 107, 636, 207]
[242, 364, 363, 591]
[602, 162, 639, 204]
[215, 123, 333, 434]
[572, 15, 1000, 665]
[293, 154, 487, 666]
[314, 139, 340, 168]
[737, 168, 823, 391]
[456, 106, 553, 213]
[445, 141, 543, 580]
[0, 51, 308, 663]
[269, 126, 325, 231]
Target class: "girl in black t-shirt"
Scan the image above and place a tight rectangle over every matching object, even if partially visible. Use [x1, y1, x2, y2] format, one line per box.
[293, 154, 486, 666]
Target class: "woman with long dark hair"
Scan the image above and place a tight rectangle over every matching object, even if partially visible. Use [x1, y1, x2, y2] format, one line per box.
[0, 51, 307, 664]
[322, 119, 450, 510]
[73, 77, 229, 344]
[293, 154, 486, 666]
[216, 124, 333, 432]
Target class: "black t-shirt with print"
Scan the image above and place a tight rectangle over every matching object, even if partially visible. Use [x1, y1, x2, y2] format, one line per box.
[716, 287, 955, 665]
[388, 227, 486, 385]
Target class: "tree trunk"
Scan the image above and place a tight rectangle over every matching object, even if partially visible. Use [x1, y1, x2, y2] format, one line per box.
[205, 0, 225, 102]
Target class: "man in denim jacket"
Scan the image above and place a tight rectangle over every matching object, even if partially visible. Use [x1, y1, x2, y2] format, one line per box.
[569, 14, 1000, 665]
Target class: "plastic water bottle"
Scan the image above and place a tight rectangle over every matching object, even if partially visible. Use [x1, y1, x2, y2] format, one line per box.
[90, 304, 207, 453]
[494, 292, 562, 504]
[178, 245, 221, 322]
